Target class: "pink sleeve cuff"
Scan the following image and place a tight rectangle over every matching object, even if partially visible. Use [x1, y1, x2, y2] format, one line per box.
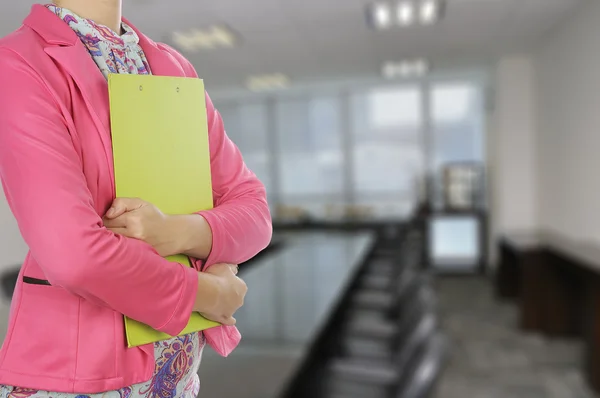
[196, 210, 224, 271]
[155, 264, 199, 336]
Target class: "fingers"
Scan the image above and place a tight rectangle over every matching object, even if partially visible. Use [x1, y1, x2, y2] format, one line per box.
[106, 227, 130, 237]
[206, 263, 240, 275]
[230, 264, 239, 275]
[200, 313, 237, 326]
[219, 263, 240, 275]
[221, 317, 236, 326]
[105, 197, 145, 219]
[103, 215, 128, 229]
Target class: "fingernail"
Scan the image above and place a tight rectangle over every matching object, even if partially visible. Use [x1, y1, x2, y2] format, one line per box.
[106, 207, 115, 217]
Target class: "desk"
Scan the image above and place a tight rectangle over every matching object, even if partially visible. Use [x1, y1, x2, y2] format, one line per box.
[199, 231, 376, 398]
[496, 233, 543, 299]
[496, 231, 600, 392]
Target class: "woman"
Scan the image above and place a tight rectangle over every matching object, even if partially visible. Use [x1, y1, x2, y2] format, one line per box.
[0, 0, 272, 397]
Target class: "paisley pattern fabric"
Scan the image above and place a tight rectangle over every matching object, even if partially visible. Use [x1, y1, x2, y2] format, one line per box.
[0, 334, 205, 398]
[0, 5, 205, 398]
[45, 4, 151, 78]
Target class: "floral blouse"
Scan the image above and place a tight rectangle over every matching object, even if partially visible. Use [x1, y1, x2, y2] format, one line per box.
[47, 4, 151, 78]
[0, 5, 205, 398]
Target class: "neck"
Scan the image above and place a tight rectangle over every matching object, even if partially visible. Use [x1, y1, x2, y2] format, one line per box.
[52, 0, 123, 33]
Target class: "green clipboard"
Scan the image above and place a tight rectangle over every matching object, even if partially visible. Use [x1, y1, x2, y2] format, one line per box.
[108, 74, 220, 348]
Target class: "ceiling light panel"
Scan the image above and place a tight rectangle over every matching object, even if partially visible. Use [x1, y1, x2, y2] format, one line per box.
[246, 73, 291, 92]
[382, 59, 430, 79]
[172, 25, 240, 52]
[397, 1, 416, 26]
[367, 0, 446, 29]
[419, 0, 444, 25]
[368, 2, 393, 30]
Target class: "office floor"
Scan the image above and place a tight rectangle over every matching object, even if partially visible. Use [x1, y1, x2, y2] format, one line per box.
[433, 277, 597, 398]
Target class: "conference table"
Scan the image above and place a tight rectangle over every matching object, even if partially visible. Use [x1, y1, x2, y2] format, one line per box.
[199, 231, 376, 398]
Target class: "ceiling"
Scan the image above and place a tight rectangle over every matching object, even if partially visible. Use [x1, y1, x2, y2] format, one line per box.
[0, 0, 583, 93]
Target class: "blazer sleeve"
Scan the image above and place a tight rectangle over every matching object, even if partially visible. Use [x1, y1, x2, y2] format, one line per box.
[162, 45, 273, 268]
[0, 48, 198, 337]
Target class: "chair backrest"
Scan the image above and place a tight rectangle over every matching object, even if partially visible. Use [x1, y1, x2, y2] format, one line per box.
[391, 284, 437, 352]
[395, 333, 448, 398]
[393, 308, 437, 366]
[390, 273, 436, 320]
[400, 240, 420, 264]
[370, 227, 423, 278]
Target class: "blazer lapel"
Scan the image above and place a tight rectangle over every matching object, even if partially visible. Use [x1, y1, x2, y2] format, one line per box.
[44, 46, 117, 194]
[25, 5, 115, 186]
[44, 46, 112, 141]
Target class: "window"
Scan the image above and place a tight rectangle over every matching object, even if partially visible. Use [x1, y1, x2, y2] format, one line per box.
[432, 84, 473, 123]
[214, 78, 487, 227]
[214, 101, 273, 196]
[430, 82, 485, 208]
[275, 96, 345, 217]
[351, 86, 425, 218]
[369, 88, 422, 128]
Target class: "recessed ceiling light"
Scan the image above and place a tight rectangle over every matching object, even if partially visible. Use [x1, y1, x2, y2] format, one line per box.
[419, 0, 444, 25]
[382, 62, 397, 79]
[367, 0, 445, 30]
[382, 59, 430, 79]
[246, 73, 291, 92]
[397, 1, 415, 26]
[398, 61, 415, 76]
[374, 3, 393, 28]
[413, 58, 430, 75]
[368, 2, 393, 30]
[172, 25, 239, 52]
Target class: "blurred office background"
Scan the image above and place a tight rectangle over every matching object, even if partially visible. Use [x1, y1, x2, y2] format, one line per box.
[1, 0, 600, 397]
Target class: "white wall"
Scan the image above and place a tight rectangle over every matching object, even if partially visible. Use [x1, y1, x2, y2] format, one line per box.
[535, 0, 600, 242]
[491, 56, 539, 241]
[0, 187, 28, 271]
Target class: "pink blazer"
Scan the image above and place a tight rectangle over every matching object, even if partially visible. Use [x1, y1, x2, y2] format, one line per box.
[0, 4, 272, 394]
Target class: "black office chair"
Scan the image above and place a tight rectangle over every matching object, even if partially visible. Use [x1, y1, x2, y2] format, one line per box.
[324, 311, 438, 398]
[395, 332, 447, 398]
[374, 227, 421, 254]
[349, 268, 435, 331]
[376, 225, 406, 249]
[354, 232, 425, 300]
[342, 276, 424, 351]
[341, 282, 436, 361]
[362, 257, 401, 281]
[359, 271, 395, 291]
[1, 267, 20, 300]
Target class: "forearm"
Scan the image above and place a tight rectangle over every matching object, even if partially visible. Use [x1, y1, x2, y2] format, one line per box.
[162, 198, 271, 266]
[162, 214, 213, 260]
[199, 198, 272, 266]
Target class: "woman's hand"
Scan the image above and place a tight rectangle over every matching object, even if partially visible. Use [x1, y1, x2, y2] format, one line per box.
[195, 263, 247, 326]
[103, 197, 214, 259]
[103, 197, 179, 257]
